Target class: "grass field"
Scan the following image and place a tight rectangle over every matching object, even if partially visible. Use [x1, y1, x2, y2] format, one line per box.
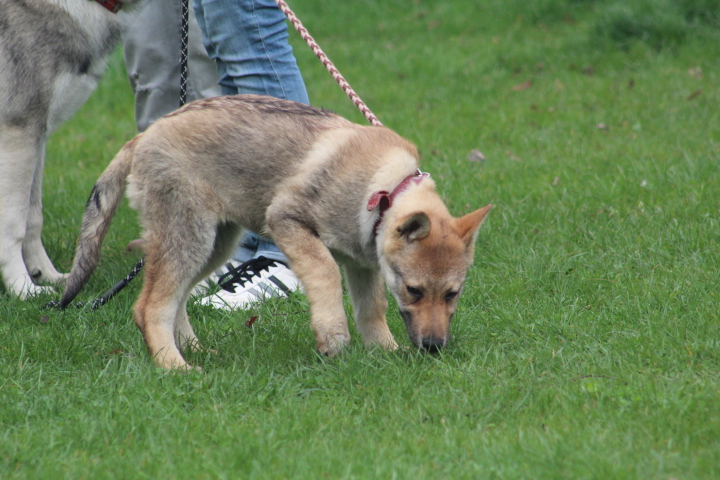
[2, 0, 720, 478]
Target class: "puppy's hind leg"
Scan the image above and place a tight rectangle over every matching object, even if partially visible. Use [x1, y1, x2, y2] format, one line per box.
[134, 221, 222, 370]
[344, 265, 397, 351]
[175, 222, 243, 354]
[173, 289, 201, 355]
[22, 140, 67, 286]
[134, 260, 191, 369]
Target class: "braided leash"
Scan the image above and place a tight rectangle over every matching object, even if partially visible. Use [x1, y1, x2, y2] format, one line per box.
[179, 0, 189, 107]
[274, 0, 382, 127]
[44, 258, 146, 310]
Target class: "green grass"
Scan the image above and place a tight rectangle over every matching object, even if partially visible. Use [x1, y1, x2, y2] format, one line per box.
[2, 0, 720, 477]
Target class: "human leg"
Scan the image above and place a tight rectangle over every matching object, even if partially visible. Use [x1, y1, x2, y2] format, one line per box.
[123, 0, 221, 132]
[192, 0, 307, 309]
[195, 0, 310, 265]
[193, 0, 309, 103]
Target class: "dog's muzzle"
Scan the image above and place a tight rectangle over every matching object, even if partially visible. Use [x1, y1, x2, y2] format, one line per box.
[400, 309, 447, 353]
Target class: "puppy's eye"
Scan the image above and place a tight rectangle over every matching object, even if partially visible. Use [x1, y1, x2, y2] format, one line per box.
[406, 286, 423, 299]
[445, 291, 458, 302]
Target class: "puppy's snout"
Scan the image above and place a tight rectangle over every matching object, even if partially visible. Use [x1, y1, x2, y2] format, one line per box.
[420, 336, 446, 353]
[400, 308, 450, 352]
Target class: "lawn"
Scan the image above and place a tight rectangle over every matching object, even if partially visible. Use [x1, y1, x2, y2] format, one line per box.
[2, 0, 719, 478]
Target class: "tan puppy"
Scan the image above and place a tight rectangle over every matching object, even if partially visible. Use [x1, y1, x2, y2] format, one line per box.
[60, 95, 492, 369]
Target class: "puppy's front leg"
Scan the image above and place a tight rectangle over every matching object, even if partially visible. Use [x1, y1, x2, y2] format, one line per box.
[269, 220, 350, 356]
[344, 265, 397, 351]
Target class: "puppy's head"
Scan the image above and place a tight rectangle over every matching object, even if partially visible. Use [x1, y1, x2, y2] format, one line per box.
[379, 186, 492, 352]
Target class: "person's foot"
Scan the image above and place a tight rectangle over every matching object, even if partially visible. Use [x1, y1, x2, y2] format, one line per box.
[198, 256, 301, 310]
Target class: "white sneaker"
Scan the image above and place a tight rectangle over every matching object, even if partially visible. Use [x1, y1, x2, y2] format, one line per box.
[198, 256, 301, 310]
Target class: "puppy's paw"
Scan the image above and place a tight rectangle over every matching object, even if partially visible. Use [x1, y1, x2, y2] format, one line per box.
[362, 331, 398, 351]
[379, 338, 399, 351]
[357, 322, 398, 352]
[153, 350, 192, 371]
[316, 331, 351, 357]
[165, 363, 203, 373]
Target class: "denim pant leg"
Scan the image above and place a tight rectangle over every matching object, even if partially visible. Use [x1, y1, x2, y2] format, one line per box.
[233, 234, 288, 264]
[193, 0, 309, 103]
[194, 0, 309, 263]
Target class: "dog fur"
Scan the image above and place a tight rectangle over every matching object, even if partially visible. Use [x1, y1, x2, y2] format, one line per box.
[0, 0, 139, 298]
[60, 95, 492, 369]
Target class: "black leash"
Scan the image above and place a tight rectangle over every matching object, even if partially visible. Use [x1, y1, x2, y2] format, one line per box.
[44, 258, 146, 310]
[45, 0, 189, 311]
[89, 258, 146, 309]
[179, 0, 189, 107]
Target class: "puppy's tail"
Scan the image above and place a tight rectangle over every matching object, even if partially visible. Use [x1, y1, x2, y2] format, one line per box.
[60, 135, 141, 308]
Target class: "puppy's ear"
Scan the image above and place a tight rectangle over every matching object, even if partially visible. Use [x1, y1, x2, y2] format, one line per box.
[397, 212, 431, 242]
[456, 204, 492, 249]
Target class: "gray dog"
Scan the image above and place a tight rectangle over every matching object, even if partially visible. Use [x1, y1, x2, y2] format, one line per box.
[0, 0, 140, 298]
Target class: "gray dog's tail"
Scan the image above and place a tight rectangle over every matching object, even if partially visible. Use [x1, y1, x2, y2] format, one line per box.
[59, 135, 141, 307]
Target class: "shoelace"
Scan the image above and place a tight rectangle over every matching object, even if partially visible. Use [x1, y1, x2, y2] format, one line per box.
[217, 256, 281, 293]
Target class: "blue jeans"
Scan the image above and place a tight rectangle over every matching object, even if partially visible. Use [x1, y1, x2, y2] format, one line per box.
[194, 0, 309, 263]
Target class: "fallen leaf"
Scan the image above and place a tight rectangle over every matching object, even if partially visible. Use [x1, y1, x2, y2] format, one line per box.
[597, 123, 608, 130]
[39, 315, 49, 324]
[468, 149, 486, 162]
[552, 176, 560, 186]
[427, 20, 440, 30]
[512, 80, 532, 91]
[246, 316, 258, 328]
[506, 150, 520, 161]
[687, 89, 702, 101]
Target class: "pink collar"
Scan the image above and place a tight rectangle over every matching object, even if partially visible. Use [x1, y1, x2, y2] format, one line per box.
[94, 0, 122, 13]
[367, 169, 430, 237]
